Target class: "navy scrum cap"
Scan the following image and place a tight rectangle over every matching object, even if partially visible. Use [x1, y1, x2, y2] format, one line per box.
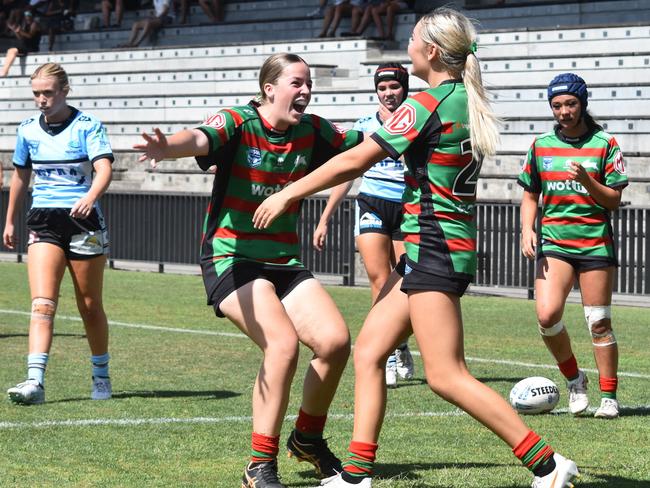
[374, 63, 409, 97]
[547, 73, 588, 110]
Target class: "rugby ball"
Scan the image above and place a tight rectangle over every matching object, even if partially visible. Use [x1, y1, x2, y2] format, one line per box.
[509, 377, 560, 415]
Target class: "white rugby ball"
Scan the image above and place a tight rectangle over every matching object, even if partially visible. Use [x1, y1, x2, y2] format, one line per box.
[509, 376, 560, 415]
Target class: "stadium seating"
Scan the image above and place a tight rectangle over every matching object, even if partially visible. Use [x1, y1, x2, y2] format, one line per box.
[1, 1, 648, 204]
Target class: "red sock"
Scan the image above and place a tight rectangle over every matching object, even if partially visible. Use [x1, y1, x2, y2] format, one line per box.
[513, 430, 554, 471]
[599, 376, 618, 399]
[251, 432, 279, 463]
[295, 408, 327, 438]
[558, 355, 579, 380]
[343, 440, 378, 478]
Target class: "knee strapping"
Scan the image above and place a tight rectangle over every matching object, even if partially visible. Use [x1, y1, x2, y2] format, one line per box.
[31, 298, 57, 324]
[539, 320, 565, 337]
[584, 305, 616, 347]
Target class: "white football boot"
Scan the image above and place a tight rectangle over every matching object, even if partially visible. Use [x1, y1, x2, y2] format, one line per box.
[567, 370, 589, 415]
[318, 473, 371, 487]
[594, 398, 619, 419]
[531, 453, 579, 488]
[91, 376, 112, 400]
[7, 379, 45, 405]
[385, 354, 397, 388]
[394, 345, 414, 380]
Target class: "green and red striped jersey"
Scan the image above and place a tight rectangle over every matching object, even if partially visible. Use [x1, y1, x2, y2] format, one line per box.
[371, 81, 480, 280]
[518, 127, 628, 259]
[196, 101, 363, 275]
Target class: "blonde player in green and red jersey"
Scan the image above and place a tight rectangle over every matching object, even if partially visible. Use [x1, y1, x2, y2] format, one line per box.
[134, 53, 364, 488]
[518, 73, 628, 420]
[254, 8, 579, 488]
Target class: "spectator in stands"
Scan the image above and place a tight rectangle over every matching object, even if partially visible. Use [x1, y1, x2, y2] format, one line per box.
[318, 0, 363, 38]
[117, 0, 171, 47]
[3, 62, 114, 405]
[519, 73, 628, 419]
[2, 0, 27, 32]
[366, 0, 411, 41]
[312, 63, 415, 388]
[40, 0, 74, 51]
[198, 0, 222, 23]
[254, 8, 580, 488]
[101, 0, 123, 28]
[1, 10, 41, 77]
[135, 52, 363, 488]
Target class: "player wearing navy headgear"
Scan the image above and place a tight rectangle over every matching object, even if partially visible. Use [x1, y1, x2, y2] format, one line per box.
[313, 62, 415, 388]
[519, 72, 627, 419]
[4, 63, 114, 405]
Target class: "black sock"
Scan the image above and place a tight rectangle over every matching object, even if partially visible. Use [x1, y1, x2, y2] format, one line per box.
[341, 471, 366, 484]
[532, 456, 556, 477]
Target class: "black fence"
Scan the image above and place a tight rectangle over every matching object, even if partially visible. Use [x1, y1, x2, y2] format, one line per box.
[1, 190, 648, 295]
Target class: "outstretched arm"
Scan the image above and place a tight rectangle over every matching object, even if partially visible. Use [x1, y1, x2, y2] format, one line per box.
[133, 128, 209, 167]
[253, 137, 387, 229]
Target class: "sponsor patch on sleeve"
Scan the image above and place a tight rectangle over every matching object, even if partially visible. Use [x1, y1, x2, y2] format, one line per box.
[202, 112, 227, 130]
[383, 104, 416, 135]
[613, 151, 626, 175]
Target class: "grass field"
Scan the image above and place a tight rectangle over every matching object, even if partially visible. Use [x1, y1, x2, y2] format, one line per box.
[1, 261, 649, 487]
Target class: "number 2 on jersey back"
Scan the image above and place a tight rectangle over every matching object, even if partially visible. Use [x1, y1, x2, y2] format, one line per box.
[452, 138, 482, 197]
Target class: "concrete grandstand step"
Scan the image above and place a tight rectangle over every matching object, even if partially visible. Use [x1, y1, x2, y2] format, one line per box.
[468, 0, 650, 30]
[1, 39, 382, 78]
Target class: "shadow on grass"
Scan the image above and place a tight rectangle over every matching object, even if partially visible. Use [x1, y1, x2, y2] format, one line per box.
[292, 461, 506, 486]
[292, 462, 650, 487]
[0, 332, 86, 339]
[50, 389, 241, 403]
[475, 376, 527, 384]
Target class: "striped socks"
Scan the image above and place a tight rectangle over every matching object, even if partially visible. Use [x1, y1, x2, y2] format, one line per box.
[251, 432, 279, 463]
[600, 376, 618, 400]
[91, 353, 110, 379]
[341, 440, 378, 482]
[513, 430, 556, 477]
[27, 353, 49, 385]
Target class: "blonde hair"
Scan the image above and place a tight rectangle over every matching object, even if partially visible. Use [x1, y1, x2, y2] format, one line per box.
[417, 8, 499, 157]
[258, 53, 308, 102]
[31, 63, 70, 93]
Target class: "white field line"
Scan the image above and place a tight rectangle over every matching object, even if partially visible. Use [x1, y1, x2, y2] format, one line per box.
[2, 308, 649, 380]
[1, 405, 649, 430]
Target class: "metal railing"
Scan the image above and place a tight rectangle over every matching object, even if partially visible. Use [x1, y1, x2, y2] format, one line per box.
[1, 189, 647, 295]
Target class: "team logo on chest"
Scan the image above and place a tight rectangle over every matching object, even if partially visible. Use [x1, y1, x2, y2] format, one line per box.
[542, 157, 553, 170]
[247, 147, 262, 168]
[384, 105, 416, 135]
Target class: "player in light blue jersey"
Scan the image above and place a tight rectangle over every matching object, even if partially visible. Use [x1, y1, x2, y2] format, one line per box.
[313, 63, 415, 387]
[3, 63, 114, 405]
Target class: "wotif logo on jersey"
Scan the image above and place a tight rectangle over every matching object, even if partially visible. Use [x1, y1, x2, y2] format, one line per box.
[546, 179, 588, 194]
[247, 147, 262, 168]
[251, 181, 292, 197]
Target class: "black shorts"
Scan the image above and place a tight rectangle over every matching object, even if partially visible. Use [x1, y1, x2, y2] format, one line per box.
[395, 254, 470, 297]
[537, 251, 617, 272]
[355, 193, 403, 240]
[202, 260, 314, 318]
[26, 207, 109, 259]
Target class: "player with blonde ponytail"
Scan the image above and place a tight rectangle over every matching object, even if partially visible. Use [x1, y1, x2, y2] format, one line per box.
[254, 8, 579, 487]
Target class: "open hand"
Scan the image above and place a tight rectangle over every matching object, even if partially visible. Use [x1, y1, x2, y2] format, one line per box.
[133, 128, 168, 168]
[252, 191, 292, 229]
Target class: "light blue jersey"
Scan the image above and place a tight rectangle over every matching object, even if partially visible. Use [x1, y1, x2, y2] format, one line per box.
[354, 113, 405, 203]
[13, 108, 114, 208]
